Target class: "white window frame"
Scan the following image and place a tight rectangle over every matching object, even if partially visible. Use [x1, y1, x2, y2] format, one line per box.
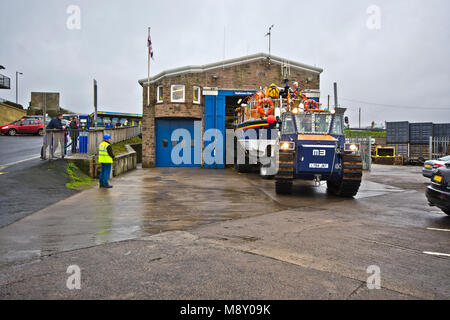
[193, 86, 201, 104]
[170, 84, 185, 103]
[156, 85, 163, 103]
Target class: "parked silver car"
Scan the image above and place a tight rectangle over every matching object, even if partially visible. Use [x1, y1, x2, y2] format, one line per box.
[423, 155, 450, 178]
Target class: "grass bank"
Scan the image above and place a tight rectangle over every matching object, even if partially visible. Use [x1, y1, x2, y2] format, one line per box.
[65, 162, 94, 189]
[345, 130, 386, 138]
[111, 136, 142, 155]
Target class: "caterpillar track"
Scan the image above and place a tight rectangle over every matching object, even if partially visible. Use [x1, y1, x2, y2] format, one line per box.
[275, 150, 295, 194]
[327, 154, 363, 197]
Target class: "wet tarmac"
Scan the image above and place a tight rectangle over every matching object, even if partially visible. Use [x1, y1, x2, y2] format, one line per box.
[0, 135, 42, 166]
[0, 167, 285, 265]
[0, 164, 449, 299]
[1, 164, 446, 268]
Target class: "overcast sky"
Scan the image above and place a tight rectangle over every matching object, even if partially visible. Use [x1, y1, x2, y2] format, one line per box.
[1, 0, 449, 126]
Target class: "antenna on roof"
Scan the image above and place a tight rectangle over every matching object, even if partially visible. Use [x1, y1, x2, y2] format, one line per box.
[265, 24, 274, 64]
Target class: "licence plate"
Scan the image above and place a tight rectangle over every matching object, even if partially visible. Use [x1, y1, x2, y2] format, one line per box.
[424, 164, 431, 168]
[309, 163, 329, 169]
[433, 175, 443, 183]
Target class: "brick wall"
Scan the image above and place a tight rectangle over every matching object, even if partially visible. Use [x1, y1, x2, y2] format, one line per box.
[142, 58, 320, 167]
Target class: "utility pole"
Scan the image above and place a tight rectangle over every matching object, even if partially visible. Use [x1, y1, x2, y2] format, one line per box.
[94, 79, 98, 128]
[43, 93, 47, 158]
[327, 94, 330, 109]
[359, 108, 362, 129]
[15, 71, 23, 104]
[265, 25, 274, 63]
[333, 82, 338, 110]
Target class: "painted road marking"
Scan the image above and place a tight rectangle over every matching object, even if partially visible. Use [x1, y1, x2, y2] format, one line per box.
[0, 156, 40, 170]
[427, 227, 450, 232]
[423, 251, 450, 257]
[0, 172, 6, 175]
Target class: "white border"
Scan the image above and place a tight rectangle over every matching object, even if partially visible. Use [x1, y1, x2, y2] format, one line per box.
[139, 53, 323, 86]
[193, 86, 201, 104]
[157, 85, 163, 103]
[170, 84, 185, 103]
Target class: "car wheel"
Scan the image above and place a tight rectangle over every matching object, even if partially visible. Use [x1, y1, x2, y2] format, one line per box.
[8, 129, 17, 136]
[37, 129, 44, 136]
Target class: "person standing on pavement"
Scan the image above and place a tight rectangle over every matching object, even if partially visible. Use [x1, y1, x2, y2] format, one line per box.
[69, 116, 79, 154]
[98, 134, 115, 188]
[42, 113, 66, 160]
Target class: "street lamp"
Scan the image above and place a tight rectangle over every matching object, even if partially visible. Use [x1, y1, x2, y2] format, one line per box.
[16, 71, 23, 104]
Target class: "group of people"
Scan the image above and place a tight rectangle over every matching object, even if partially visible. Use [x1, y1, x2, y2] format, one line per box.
[104, 120, 127, 129]
[41, 113, 80, 160]
[41, 113, 115, 188]
[266, 82, 304, 101]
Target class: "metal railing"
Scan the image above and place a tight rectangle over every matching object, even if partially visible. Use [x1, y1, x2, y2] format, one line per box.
[42, 125, 142, 159]
[87, 126, 141, 155]
[429, 136, 450, 160]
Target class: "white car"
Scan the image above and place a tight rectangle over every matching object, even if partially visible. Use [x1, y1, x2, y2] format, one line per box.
[423, 155, 450, 178]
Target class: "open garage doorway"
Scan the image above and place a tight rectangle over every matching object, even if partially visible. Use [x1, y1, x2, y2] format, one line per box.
[225, 95, 245, 130]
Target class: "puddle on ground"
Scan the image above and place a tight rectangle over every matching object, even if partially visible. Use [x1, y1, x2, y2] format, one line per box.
[0, 168, 409, 267]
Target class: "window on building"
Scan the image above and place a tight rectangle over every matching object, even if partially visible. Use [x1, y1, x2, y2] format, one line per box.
[157, 86, 163, 103]
[171, 84, 185, 103]
[193, 86, 201, 104]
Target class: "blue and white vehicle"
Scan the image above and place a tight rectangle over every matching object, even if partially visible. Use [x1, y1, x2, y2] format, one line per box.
[275, 107, 362, 197]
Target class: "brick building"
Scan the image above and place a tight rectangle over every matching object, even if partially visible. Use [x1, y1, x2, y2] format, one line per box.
[138, 53, 323, 168]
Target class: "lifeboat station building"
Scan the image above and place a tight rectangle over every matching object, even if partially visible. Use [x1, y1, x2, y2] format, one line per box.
[138, 53, 323, 168]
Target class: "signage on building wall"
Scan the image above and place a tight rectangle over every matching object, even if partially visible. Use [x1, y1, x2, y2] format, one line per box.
[233, 91, 255, 96]
[203, 87, 218, 96]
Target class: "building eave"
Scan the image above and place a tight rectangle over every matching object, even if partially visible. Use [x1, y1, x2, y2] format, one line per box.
[138, 53, 323, 86]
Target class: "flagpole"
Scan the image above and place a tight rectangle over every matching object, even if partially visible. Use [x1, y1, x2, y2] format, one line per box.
[147, 27, 151, 107]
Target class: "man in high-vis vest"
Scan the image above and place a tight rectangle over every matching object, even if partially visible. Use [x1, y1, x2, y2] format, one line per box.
[98, 134, 115, 188]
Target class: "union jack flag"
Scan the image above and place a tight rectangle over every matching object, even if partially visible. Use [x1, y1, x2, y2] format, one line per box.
[148, 34, 154, 60]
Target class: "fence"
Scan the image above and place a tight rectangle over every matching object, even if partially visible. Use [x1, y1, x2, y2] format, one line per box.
[43, 125, 142, 159]
[346, 137, 372, 170]
[86, 126, 141, 155]
[429, 136, 450, 160]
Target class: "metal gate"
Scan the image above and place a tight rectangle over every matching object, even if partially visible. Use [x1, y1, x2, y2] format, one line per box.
[429, 136, 450, 159]
[346, 137, 372, 170]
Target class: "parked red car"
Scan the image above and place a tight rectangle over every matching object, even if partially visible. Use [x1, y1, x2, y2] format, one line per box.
[0, 118, 44, 136]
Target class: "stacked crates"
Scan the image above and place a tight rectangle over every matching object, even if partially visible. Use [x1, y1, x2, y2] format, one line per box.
[386, 121, 450, 163]
[386, 122, 409, 160]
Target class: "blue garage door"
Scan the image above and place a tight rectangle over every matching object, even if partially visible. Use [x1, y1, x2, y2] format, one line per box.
[155, 118, 200, 167]
[204, 95, 225, 169]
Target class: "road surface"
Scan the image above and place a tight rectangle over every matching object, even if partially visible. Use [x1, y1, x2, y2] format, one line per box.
[0, 165, 448, 299]
[0, 135, 42, 167]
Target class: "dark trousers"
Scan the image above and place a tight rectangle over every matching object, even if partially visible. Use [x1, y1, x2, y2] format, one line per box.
[99, 163, 112, 186]
[70, 132, 78, 153]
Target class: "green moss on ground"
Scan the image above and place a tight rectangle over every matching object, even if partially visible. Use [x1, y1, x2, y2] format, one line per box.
[65, 162, 94, 189]
[111, 136, 142, 155]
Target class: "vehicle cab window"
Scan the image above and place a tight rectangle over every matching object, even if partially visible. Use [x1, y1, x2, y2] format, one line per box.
[331, 115, 344, 135]
[282, 113, 296, 134]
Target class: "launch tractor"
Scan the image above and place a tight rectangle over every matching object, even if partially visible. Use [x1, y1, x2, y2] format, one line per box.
[275, 109, 363, 197]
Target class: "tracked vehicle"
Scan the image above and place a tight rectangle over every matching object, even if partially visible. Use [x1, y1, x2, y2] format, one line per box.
[275, 108, 363, 197]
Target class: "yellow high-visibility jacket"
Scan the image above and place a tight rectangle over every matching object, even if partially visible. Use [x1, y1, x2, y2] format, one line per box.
[267, 87, 280, 99]
[98, 141, 113, 164]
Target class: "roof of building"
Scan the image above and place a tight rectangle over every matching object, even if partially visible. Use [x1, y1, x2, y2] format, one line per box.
[89, 110, 143, 117]
[138, 53, 323, 86]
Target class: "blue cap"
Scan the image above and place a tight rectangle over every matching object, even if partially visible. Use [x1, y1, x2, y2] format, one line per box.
[104, 134, 111, 140]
